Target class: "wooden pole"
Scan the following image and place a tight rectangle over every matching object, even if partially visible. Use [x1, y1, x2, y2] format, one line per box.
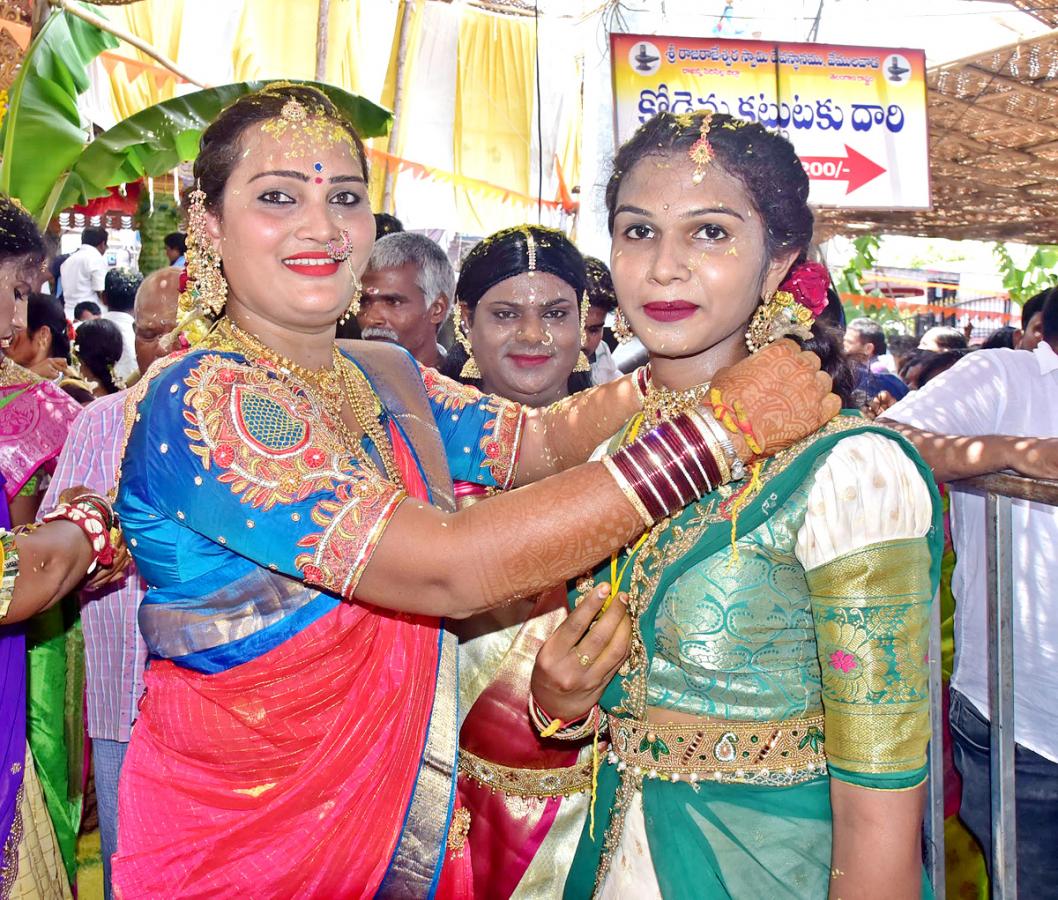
[381, 0, 416, 215]
[315, 0, 330, 81]
[51, 0, 208, 88]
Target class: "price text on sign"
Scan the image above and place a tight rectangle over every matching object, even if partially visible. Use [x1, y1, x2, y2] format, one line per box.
[611, 35, 930, 210]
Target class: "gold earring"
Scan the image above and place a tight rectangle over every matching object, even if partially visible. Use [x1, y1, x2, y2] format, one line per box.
[574, 289, 591, 373]
[184, 187, 228, 317]
[613, 307, 634, 344]
[453, 303, 480, 378]
[339, 270, 362, 325]
[745, 289, 811, 353]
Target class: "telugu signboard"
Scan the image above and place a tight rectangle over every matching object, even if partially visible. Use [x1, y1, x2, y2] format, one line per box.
[611, 34, 930, 209]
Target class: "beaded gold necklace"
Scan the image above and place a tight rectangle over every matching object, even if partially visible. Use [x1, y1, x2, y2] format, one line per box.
[212, 317, 402, 486]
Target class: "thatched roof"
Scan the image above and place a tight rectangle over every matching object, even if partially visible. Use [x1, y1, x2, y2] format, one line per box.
[817, 29, 1058, 244]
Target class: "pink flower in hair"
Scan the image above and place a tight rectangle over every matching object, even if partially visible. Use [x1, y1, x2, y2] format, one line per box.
[780, 261, 830, 317]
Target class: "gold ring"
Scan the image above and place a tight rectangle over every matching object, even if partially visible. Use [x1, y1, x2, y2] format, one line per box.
[578, 653, 592, 668]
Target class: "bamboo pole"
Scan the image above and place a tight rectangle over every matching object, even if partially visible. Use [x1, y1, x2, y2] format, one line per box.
[381, 0, 417, 215]
[50, 0, 209, 88]
[315, 0, 330, 81]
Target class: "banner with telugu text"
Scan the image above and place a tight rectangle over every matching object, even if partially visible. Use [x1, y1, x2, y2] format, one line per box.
[611, 34, 930, 210]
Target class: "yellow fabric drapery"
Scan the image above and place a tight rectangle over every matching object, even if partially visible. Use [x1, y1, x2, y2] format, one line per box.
[98, 0, 186, 121]
[453, 7, 535, 233]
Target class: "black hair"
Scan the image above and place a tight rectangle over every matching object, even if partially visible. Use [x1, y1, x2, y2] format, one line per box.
[0, 195, 46, 269]
[584, 257, 617, 313]
[74, 300, 101, 319]
[443, 225, 592, 396]
[846, 317, 887, 356]
[1020, 287, 1054, 330]
[195, 83, 369, 215]
[980, 326, 1018, 350]
[918, 349, 971, 387]
[103, 267, 142, 314]
[81, 226, 108, 248]
[374, 213, 404, 239]
[164, 232, 187, 255]
[605, 111, 853, 405]
[26, 292, 70, 361]
[887, 334, 918, 365]
[1042, 288, 1058, 344]
[74, 317, 124, 395]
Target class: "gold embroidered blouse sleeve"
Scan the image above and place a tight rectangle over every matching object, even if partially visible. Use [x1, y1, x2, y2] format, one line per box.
[794, 433, 934, 786]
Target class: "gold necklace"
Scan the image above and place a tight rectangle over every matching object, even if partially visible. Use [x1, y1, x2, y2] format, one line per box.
[641, 377, 711, 423]
[212, 317, 402, 486]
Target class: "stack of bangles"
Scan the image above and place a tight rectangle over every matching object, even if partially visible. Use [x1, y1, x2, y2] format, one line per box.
[602, 406, 746, 528]
[40, 491, 118, 574]
[529, 694, 602, 741]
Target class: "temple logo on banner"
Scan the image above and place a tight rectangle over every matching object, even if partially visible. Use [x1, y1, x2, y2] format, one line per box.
[610, 34, 930, 210]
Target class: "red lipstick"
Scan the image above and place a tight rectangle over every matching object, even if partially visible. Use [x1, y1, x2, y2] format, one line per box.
[508, 354, 552, 368]
[642, 301, 698, 323]
[283, 251, 340, 277]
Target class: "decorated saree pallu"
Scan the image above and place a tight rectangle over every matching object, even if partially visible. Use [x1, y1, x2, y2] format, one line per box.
[452, 585, 593, 898]
[112, 342, 527, 898]
[565, 416, 943, 900]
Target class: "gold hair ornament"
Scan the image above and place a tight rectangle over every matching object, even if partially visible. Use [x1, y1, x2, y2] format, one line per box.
[688, 109, 715, 184]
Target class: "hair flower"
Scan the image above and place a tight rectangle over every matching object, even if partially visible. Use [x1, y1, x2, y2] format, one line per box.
[779, 261, 830, 317]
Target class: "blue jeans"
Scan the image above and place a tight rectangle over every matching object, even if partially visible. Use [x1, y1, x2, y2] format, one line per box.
[949, 689, 1058, 896]
[92, 738, 128, 900]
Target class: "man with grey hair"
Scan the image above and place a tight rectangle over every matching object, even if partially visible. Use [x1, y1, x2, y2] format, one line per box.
[357, 232, 454, 369]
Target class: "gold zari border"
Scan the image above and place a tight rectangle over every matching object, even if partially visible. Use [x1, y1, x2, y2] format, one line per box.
[607, 712, 827, 786]
[458, 748, 593, 798]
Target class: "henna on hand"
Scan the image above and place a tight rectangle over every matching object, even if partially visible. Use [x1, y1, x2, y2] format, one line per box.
[515, 372, 644, 484]
[710, 339, 841, 459]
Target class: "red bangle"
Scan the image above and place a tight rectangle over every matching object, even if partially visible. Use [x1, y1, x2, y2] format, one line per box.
[41, 496, 116, 568]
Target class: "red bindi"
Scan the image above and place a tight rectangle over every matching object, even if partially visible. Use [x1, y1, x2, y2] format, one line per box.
[314, 176, 324, 184]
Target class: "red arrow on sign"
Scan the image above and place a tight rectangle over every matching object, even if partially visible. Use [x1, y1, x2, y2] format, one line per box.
[800, 145, 887, 194]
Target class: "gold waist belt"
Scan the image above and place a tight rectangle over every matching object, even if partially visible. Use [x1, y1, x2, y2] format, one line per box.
[606, 712, 828, 787]
[458, 748, 593, 799]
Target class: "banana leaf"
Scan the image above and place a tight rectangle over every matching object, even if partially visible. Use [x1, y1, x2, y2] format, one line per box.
[54, 81, 392, 218]
[0, 7, 118, 224]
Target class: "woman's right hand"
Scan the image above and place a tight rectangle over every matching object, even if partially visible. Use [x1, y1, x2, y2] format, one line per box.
[530, 583, 632, 722]
[30, 357, 70, 379]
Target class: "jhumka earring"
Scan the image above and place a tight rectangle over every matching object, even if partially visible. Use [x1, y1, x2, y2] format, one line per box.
[453, 303, 480, 378]
[613, 307, 634, 344]
[340, 271, 363, 325]
[184, 186, 228, 317]
[574, 290, 591, 372]
[745, 289, 811, 353]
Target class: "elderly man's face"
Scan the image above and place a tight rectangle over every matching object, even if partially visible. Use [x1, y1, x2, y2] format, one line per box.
[357, 261, 447, 365]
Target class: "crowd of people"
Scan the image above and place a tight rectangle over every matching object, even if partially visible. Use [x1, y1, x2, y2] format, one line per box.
[0, 83, 1054, 899]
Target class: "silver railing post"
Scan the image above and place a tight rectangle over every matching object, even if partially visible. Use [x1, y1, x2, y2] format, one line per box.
[926, 587, 946, 896]
[986, 491, 1017, 899]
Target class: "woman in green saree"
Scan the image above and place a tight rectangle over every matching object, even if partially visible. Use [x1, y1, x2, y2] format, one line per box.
[531, 111, 940, 899]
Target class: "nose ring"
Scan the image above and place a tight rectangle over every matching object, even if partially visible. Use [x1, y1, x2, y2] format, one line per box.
[541, 330, 554, 347]
[326, 230, 353, 261]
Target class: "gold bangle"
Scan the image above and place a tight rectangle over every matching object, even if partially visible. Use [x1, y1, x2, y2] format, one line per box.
[601, 456, 654, 528]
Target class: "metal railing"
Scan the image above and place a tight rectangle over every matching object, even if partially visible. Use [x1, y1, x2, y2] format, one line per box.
[925, 471, 1058, 900]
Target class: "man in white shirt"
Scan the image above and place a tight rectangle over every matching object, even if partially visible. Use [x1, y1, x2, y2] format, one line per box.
[101, 267, 141, 383]
[882, 293, 1058, 893]
[59, 227, 109, 322]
